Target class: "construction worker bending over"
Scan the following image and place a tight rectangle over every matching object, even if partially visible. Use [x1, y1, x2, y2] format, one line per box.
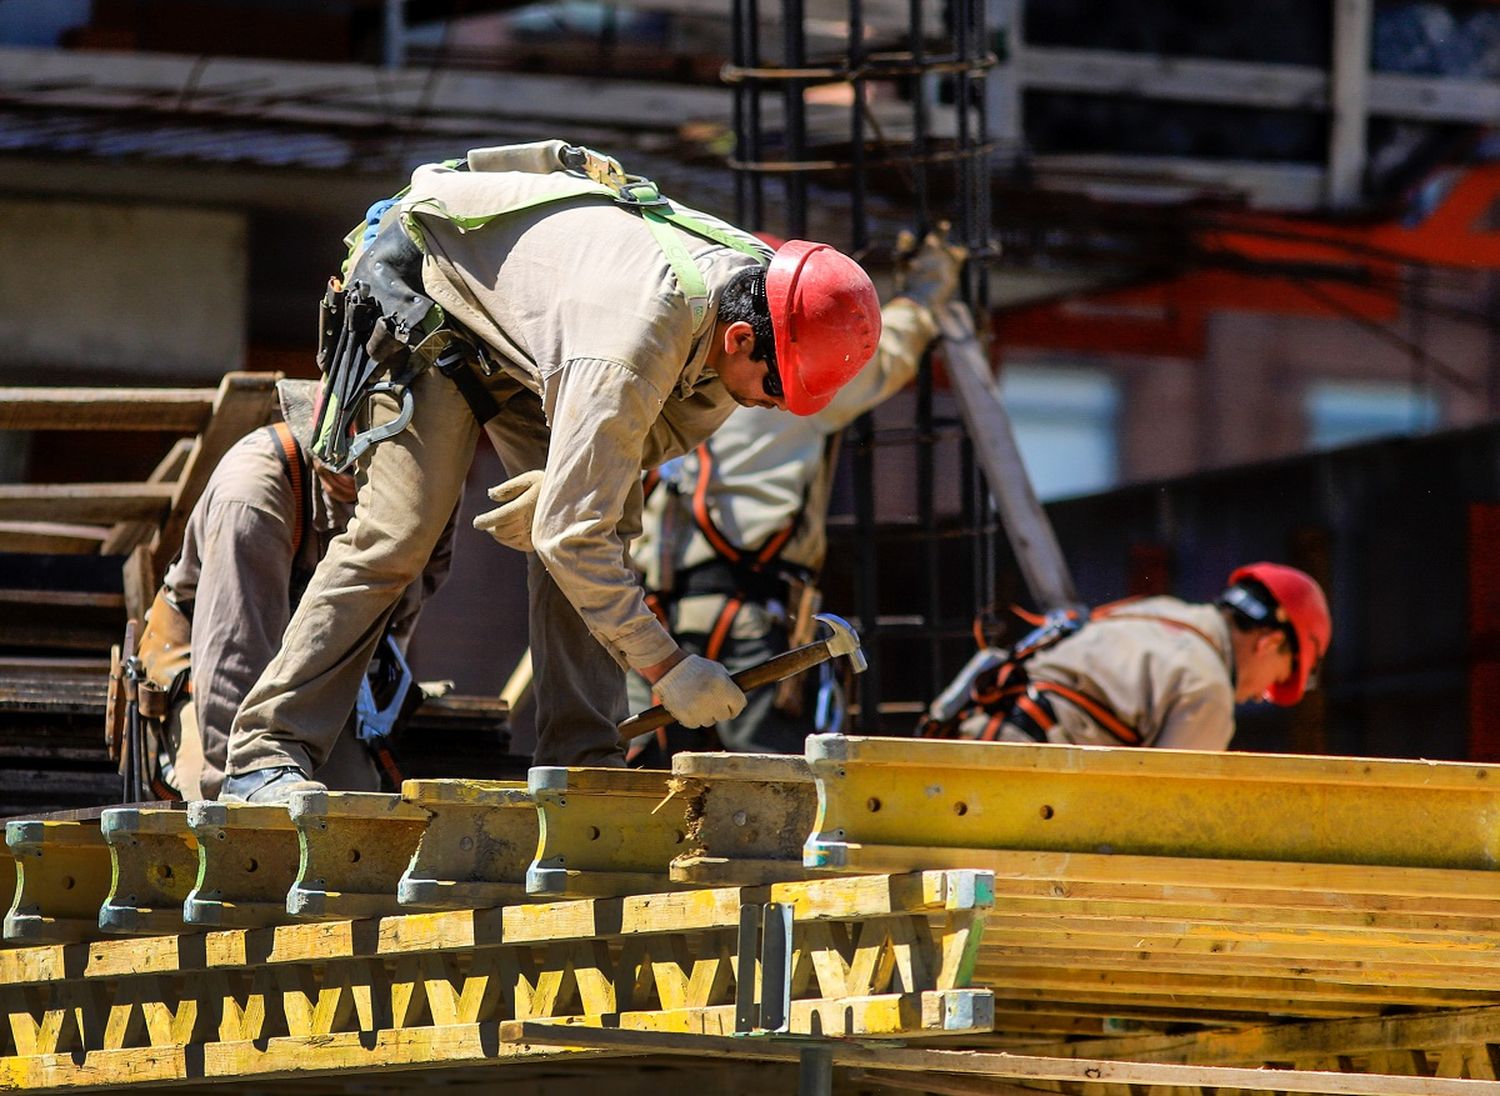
[220, 140, 880, 803]
[628, 229, 966, 765]
[127, 380, 452, 799]
[920, 563, 1331, 750]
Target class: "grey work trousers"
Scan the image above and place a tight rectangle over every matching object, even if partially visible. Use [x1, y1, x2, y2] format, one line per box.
[226, 366, 627, 779]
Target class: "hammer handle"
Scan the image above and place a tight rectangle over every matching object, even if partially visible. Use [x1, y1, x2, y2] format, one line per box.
[617, 641, 832, 741]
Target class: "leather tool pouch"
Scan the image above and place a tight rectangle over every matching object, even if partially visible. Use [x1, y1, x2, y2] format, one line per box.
[135, 589, 192, 719]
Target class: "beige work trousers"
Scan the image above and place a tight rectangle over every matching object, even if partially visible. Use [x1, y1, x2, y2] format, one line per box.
[226, 366, 628, 779]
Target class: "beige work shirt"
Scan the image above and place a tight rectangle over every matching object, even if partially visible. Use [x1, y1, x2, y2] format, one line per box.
[632, 296, 939, 602]
[1018, 597, 1237, 750]
[400, 142, 761, 670]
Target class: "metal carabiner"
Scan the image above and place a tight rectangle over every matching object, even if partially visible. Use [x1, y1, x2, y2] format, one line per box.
[339, 381, 416, 470]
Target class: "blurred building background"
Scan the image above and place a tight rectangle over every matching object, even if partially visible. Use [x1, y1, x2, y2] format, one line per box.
[3, 0, 1500, 760]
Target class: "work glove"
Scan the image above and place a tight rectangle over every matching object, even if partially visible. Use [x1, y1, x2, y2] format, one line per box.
[653, 654, 747, 729]
[473, 469, 544, 552]
[895, 223, 968, 314]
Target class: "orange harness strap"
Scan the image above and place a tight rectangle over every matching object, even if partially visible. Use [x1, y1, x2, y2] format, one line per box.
[267, 422, 307, 557]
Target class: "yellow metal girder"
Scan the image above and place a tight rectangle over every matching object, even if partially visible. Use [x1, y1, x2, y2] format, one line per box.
[3, 819, 110, 944]
[287, 790, 427, 920]
[668, 752, 820, 886]
[397, 779, 534, 910]
[183, 802, 298, 928]
[804, 736, 1500, 872]
[99, 807, 197, 936]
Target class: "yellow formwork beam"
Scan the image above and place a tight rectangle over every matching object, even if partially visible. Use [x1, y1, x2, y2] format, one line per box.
[183, 802, 298, 928]
[668, 752, 820, 886]
[3, 819, 110, 944]
[397, 779, 534, 910]
[527, 767, 693, 897]
[287, 790, 427, 920]
[99, 807, 197, 936]
[804, 736, 1500, 871]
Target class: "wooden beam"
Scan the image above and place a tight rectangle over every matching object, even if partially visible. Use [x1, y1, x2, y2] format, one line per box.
[0, 484, 173, 524]
[0, 523, 107, 555]
[1328, 0, 1374, 209]
[102, 437, 194, 557]
[938, 302, 1078, 609]
[148, 372, 280, 579]
[0, 388, 216, 432]
[500, 1023, 1500, 1094]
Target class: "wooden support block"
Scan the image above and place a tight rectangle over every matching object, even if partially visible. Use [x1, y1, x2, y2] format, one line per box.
[98, 806, 197, 936]
[3, 818, 111, 943]
[668, 753, 822, 885]
[397, 779, 535, 909]
[527, 767, 692, 898]
[287, 791, 428, 920]
[183, 802, 298, 928]
[804, 735, 1500, 873]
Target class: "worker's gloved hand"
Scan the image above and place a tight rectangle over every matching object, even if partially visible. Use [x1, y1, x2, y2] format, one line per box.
[895, 223, 968, 314]
[653, 654, 747, 728]
[473, 469, 544, 552]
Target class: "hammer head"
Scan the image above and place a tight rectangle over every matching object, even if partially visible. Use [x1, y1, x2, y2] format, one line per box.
[814, 613, 868, 674]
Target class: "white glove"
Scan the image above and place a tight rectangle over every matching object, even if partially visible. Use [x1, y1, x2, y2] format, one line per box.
[473, 469, 544, 552]
[653, 654, 747, 729]
[895, 224, 968, 313]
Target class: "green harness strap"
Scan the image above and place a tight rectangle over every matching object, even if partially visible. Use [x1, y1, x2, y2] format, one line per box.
[397, 167, 769, 337]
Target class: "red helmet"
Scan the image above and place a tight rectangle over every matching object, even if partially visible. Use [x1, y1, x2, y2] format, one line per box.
[765, 240, 881, 416]
[1227, 562, 1332, 706]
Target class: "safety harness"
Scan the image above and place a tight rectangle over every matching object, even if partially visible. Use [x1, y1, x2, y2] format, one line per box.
[642, 438, 821, 661]
[311, 143, 771, 473]
[918, 600, 1224, 747]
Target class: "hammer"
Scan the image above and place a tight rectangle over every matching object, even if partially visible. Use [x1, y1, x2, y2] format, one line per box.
[617, 613, 867, 741]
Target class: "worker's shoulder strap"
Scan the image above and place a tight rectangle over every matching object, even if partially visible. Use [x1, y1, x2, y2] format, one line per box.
[399, 147, 768, 336]
[689, 440, 805, 573]
[265, 422, 308, 558]
[1092, 606, 1224, 660]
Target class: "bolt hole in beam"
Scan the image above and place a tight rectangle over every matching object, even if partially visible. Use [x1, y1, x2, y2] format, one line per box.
[347, 848, 361, 863]
[1039, 804, 1055, 820]
[244, 858, 258, 873]
[953, 802, 968, 816]
[868, 797, 882, 812]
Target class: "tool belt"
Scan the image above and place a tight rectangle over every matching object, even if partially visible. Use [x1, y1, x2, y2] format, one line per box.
[312, 223, 499, 473]
[105, 590, 194, 802]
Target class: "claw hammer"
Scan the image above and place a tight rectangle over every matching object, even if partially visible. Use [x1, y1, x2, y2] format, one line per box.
[617, 612, 867, 741]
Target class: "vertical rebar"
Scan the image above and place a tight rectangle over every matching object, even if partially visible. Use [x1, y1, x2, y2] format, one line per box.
[747, 0, 765, 228]
[784, 0, 808, 238]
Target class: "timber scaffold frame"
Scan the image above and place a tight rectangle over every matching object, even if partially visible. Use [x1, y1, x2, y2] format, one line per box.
[5, 738, 1500, 1093]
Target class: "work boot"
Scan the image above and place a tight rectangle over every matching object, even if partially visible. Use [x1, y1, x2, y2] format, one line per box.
[219, 765, 327, 805]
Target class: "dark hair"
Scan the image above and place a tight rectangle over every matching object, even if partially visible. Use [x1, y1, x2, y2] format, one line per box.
[1219, 578, 1296, 650]
[718, 267, 777, 368]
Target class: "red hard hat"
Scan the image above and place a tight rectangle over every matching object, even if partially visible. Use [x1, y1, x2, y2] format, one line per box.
[765, 240, 881, 416]
[1227, 562, 1332, 706]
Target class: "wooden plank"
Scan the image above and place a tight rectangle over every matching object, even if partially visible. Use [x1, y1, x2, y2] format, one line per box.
[1034, 1003, 1500, 1068]
[148, 372, 280, 579]
[1328, 0, 1373, 209]
[937, 302, 1078, 609]
[0, 484, 173, 524]
[101, 437, 194, 556]
[0, 523, 107, 555]
[500, 1022, 1500, 1094]
[0, 388, 215, 432]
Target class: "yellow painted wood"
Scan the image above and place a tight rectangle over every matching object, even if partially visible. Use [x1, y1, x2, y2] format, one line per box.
[287, 791, 428, 920]
[98, 807, 197, 936]
[668, 752, 820, 886]
[3, 820, 111, 944]
[805, 735, 1500, 871]
[527, 767, 692, 898]
[398, 779, 535, 909]
[183, 802, 298, 928]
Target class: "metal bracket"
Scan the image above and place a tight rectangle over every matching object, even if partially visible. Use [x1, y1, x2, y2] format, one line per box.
[734, 900, 794, 1034]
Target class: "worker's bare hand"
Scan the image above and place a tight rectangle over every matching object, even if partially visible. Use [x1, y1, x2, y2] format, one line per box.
[653, 653, 747, 728]
[895, 222, 968, 314]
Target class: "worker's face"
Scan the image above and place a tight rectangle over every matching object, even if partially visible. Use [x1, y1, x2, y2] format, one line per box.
[714, 320, 788, 411]
[1234, 630, 1295, 704]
